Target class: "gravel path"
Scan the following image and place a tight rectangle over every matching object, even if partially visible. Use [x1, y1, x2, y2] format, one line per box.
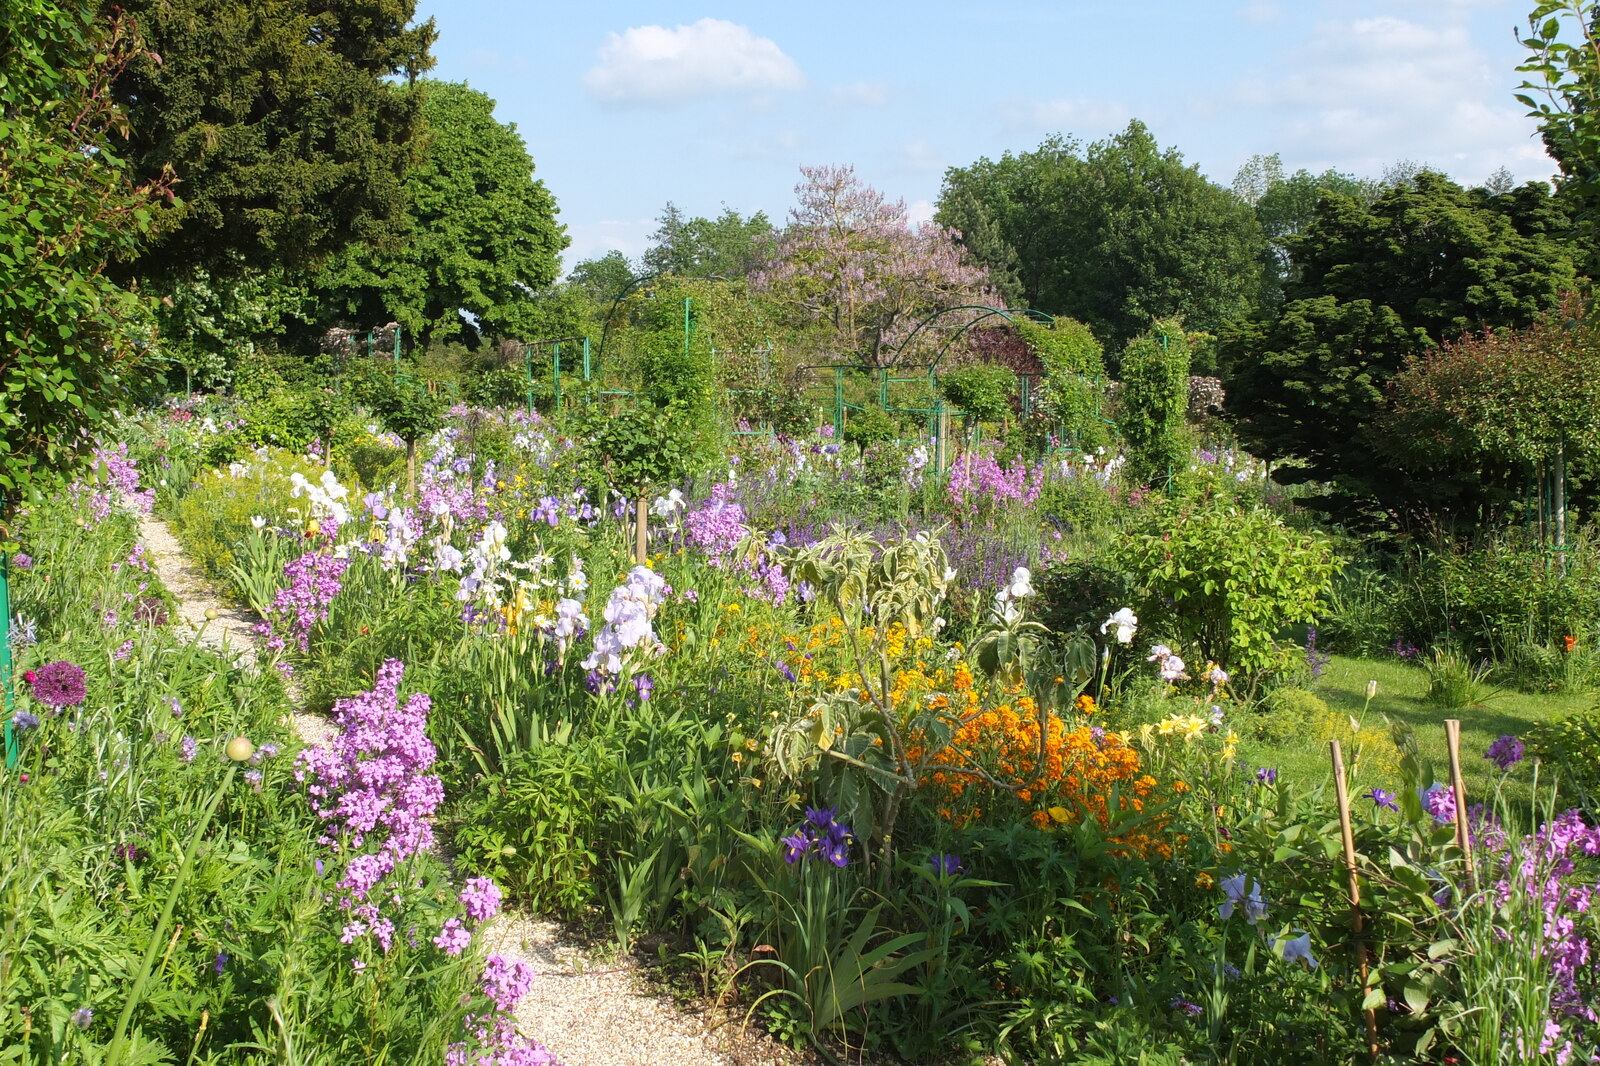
[133, 510, 797, 1066]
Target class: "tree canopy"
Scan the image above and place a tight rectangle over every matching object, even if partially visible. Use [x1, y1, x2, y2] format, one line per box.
[1, 4, 173, 513]
[643, 203, 773, 280]
[753, 165, 993, 366]
[937, 121, 1265, 356]
[107, 0, 436, 281]
[316, 80, 568, 350]
[1222, 171, 1578, 525]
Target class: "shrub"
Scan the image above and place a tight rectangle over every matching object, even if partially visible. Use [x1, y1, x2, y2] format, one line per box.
[1019, 318, 1108, 450]
[1527, 709, 1600, 814]
[937, 363, 1016, 426]
[1118, 320, 1190, 486]
[842, 404, 898, 448]
[1126, 497, 1341, 678]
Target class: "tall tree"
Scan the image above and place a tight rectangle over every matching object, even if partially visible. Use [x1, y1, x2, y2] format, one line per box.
[106, 0, 435, 281]
[1232, 153, 1379, 307]
[938, 122, 1265, 356]
[1222, 171, 1578, 526]
[753, 165, 992, 365]
[317, 81, 567, 350]
[642, 202, 773, 279]
[1, 4, 174, 510]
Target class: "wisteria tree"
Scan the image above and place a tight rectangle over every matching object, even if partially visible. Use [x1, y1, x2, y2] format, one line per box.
[753, 165, 993, 366]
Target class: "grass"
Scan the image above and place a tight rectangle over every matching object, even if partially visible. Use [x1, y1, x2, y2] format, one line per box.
[1244, 653, 1595, 811]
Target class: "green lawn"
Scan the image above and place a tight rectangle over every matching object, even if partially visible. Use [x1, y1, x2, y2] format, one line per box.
[1244, 654, 1595, 811]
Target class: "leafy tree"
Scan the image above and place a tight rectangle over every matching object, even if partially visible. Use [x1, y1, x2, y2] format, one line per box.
[1, 4, 174, 513]
[1518, 1, 1600, 214]
[938, 190, 1025, 308]
[569, 251, 639, 304]
[106, 0, 435, 281]
[643, 202, 773, 279]
[937, 364, 1017, 425]
[938, 122, 1265, 356]
[1223, 172, 1577, 525]
[753, 165, 993, 366]
[317, 81, 567, 351]
[1119, 321, 1191, 486]
[1232, 153, 1379, 307]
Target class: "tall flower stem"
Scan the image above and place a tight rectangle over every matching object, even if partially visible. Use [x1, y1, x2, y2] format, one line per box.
[107, 764, 237, 1064]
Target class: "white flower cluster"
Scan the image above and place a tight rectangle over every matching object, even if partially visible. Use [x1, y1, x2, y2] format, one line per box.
[1100, 607, 1138, 645]
[289, 469, 351, 526]
[991, 566, 1034, 624]
[582, 566, 668, 675]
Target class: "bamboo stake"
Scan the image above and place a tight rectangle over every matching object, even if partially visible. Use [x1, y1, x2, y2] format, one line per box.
[1444, 719, 1476, 894]
[1331, 740, 1380, 1062]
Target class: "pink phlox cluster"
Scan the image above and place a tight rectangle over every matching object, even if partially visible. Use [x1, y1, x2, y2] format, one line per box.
[946, 449, 1045, 515]
[296, 658, 443, 899]
[446, 1014, 560, 1066]
[256, 549, 349, 653]
[685, 485, 747, 565]
[1482, 808, 1600, 1030]
[460, 877, 502, 922]
[94, 442, 155, 514]
[480, 954, 536, 1011]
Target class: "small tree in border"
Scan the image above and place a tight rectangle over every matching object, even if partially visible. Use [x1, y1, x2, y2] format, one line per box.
[1119, 319, 1191, 487]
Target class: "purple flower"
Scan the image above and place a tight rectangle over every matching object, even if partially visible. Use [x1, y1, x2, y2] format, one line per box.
[71, 1007, 92, 1029]
[1363, 788, 1398, 812]
[1170, 997, 1203, 1016]
[481, 954, 535, 1012]
[10, 552, 32, 571]
[434, 918, 472, 956]
[1255, 767, 1277, 786]
[633, 673, 654, 702]
[28, 660, 87, 708]
[180, 735, 198, 763]
[775, 660, 796, 683]
[11, 711, 39, 730]
[213, 952, 228, 975]
[1485, 734, 1525, 771]
[459, 877, 502, 923]
[1422, 783, 1457, 825]
[783, 808, 855, 868]
[780, 832, 810, 864]
[928, 853, 962, 876]
[1219, 872, 1269, 923]
[243, 768, 263, 792]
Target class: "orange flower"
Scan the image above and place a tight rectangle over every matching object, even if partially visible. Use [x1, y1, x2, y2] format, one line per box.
[1563, 634, 1577, 654]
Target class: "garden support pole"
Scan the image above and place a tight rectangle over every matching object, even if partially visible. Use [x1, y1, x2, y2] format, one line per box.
[635, 496, 649, 566]
[1331, 740, 1379, 1062]
[1444, 719, 1476, 894]
[1, 551, 14, 770]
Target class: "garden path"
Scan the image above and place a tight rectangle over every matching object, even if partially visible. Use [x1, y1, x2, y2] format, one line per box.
[133, 511, 797, 1066]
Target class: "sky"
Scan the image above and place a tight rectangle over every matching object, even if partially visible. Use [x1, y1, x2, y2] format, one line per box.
[411, 0, 1561, 272]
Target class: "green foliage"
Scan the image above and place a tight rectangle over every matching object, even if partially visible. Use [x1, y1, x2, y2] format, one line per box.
[1222, 172, 1578, 524]
[1119, 322, 1191, 486]
[1517, 1, 1600, 222]
[1421, 646, 1501, 709]
[937, 121, 1266, 353]
[317, 80, 568, 349]
[173, 451, 327, 575]
[1527, 706, 1600, 812]
[1018, 318, 1107, 449]
[578, 403, 707, 496]
[110, 0, 436, 281]
[1127, 497, 1341, 676]
[938, 363, 1016, 425]
[642, 201, 774, 279]
[0, 5, 172, 513]
[367, 371, 445, 445]
[1393, 530, 1600, 661]
[841, 405, 898, 448]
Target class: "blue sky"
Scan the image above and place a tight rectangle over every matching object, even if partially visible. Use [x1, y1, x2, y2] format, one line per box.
[412, 1, 1559, 270]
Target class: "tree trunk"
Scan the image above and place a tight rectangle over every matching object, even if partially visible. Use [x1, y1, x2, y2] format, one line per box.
[635, 495, 649, 565]
[406, 439, 417, 499]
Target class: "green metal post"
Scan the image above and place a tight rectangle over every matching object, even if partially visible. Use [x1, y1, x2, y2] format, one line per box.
[684, 298, 692, 356]
[834, 367, 845, 436]
[582, 337, 592, 408]
[2, 552, 15, 770]
[394, 327, 402, 363]
[525, 346, 534, 415]
[553, 342, 563, 410]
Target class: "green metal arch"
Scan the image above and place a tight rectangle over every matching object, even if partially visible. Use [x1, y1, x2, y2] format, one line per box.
[882, 305, 1056, 371]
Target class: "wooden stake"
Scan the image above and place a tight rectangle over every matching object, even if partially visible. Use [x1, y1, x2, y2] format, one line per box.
[1444, 719, 1476, 893]
[1331, 740, 1380, 1062]
[634, 496, 649, 566]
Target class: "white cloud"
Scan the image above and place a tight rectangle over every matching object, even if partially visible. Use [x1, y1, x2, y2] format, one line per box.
[995, 95, 1132, 136]
[900, 139, 944, 175]
[583, 18, 804, 106]
[1230, 16, 1554, 184]
[906, 199, 936, 228]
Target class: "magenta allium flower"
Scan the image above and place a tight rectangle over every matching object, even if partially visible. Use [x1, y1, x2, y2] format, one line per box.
[1486, 734, 1526, 771]
[481, 954, 535, 1011]
[28, 660, 86, 708]
[460, 877, 502, 923]
[434, 918, 472, 956]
